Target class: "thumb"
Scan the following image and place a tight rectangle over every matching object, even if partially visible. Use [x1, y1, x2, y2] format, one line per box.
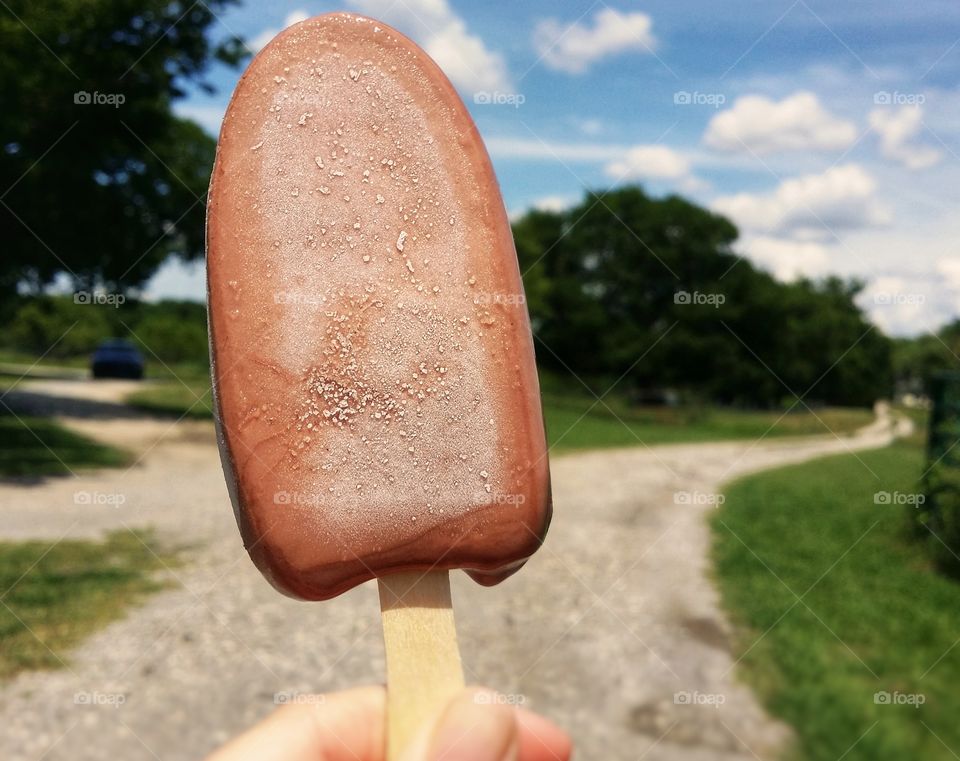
[398, 688, 518, 761]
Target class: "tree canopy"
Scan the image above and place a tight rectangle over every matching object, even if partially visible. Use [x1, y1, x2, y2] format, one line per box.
[0, 0, 245, 297]
[514, 187, 892, 407]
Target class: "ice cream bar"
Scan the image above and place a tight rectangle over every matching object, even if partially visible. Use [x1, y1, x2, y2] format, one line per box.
[207, 13, 551, 601]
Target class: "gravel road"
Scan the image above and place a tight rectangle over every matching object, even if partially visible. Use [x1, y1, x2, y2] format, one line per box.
[0, 379, 908, 760]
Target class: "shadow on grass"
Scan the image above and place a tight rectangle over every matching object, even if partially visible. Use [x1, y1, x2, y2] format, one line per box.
[0, 411, 129, 481]
[0, 529, 179, 680]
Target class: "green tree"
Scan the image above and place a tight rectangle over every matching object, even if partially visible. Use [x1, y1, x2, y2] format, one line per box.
[513, 186, 893, 407]
[0, 0, 245, 299]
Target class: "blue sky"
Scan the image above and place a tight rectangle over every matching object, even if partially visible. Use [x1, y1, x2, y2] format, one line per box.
[149, 0, 960, 336]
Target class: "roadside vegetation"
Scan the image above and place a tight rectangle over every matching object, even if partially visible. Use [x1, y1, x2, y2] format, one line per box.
[0, 530, 176, 679]
[710, 422, 960, 761]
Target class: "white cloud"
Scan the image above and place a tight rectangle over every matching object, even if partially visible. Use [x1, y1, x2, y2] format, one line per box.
[938, 257, 960, 292]
[533, 8, 656, 74]
[857, 275, 934, 336]
[484, 137, 702, 190]
[739, 236, 831, 281]
[605, 145, 691, 181]
[142, 257, 206, 303]
[712, 164, 891, 239]
[509, 194, 578, 221]
[704, 91, 857, 154]
[869, 106, 943, 170]
[531, 195, 578, 213]
[247, 9, 309, 53]
[606, 145, 707, 193]
[347, 0, 511, 92]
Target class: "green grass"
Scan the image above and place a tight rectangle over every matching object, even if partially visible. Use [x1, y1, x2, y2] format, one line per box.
[0, 349, 88, 374]
[0, 530, 176, 679]
[544, 393, 873, 450]
[711, 438, 960, 761]
[0, 412, 129, 477]
[126, 380, 212, 419]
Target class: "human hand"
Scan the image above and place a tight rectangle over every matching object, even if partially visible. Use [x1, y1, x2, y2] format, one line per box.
[206, 686, 572, 761]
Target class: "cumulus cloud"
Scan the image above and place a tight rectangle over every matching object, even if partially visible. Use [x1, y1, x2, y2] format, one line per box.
[712, 164, 891, 239]
[858, 275, 934, 336]
[740, 236, 832, 281]
[938, 257, 960, 291]
[531, 195, 578, 213]
[604, 145, 705, 192]
[247, 9, 309, 53]
[704, 91, 857, 154]
[533, 8, 656, 74]
[347, 0, 511, 92]
[605, 145, 690, 180]
[869, 106, 943, 170]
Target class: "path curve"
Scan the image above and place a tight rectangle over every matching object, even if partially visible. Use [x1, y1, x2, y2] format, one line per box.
[0, 380, 908, 760]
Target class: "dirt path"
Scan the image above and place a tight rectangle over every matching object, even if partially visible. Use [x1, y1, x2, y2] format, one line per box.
[0, 380, 908, 760]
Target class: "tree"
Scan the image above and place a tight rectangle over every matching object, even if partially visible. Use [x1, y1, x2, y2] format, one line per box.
[512, 186, 893, 407]
[0, 0, 245, 300]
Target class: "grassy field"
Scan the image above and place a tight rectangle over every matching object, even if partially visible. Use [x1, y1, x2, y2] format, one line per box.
[710, 430, 960, 761]
[126, 380, 213, 419]
[0, 530, 176, 679]
[543, 392, 874, 450]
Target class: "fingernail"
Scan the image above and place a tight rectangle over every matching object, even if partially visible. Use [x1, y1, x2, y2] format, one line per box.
[427, 690, 517, 761]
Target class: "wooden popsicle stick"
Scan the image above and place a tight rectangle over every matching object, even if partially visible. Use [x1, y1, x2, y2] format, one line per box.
[378, 570, 465, 760]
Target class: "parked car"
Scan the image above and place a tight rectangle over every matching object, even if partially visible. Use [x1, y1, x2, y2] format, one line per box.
[91, 339, 144, 379]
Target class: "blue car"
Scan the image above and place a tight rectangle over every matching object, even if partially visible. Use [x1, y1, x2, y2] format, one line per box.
[91, 339, 144, 380]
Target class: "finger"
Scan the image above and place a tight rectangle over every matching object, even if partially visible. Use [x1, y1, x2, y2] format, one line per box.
[516, 707, 572, 761]
[205, 685, 386, 761]
[398, 688, 572, 761]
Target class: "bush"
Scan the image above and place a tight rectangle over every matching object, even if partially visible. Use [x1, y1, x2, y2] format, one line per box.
[6, 297, 114, 358]
[2, 295, 209, 368]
